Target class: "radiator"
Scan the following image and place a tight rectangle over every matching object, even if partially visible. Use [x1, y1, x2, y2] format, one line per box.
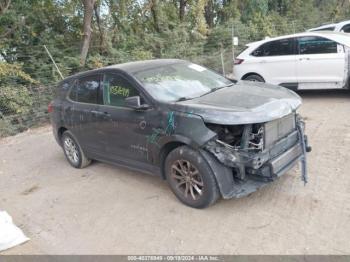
[264, 113, 296, 149]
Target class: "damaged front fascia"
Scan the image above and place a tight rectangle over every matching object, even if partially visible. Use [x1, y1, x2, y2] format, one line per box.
[203, 118, 308, 183]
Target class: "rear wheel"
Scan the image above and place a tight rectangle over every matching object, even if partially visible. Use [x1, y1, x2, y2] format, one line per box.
[244, 74, 265, 82]
[61, 131, 91, 169]
[165, 146, 220, 208]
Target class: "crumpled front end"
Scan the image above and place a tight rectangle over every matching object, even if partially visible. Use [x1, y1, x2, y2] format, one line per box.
[203, 113, 311, 198]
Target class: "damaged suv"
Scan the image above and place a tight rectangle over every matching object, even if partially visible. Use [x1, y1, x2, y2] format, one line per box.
[50, 59, 311, 208]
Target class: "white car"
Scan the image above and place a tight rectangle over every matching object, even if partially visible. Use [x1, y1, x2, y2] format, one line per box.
[308, 20, 350, 33]
[233, 32, 350, 90]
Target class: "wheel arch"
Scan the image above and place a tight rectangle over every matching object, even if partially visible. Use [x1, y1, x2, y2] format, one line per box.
[159, 139, 236, 199]
[159, 141, 187, 179]
[241, 72, 265, 81]
[56, 126, 68, 146]
[157, 134, 201, 179]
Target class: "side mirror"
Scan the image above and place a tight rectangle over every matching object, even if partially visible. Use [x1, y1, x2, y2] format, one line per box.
[125, 96, 150, 110]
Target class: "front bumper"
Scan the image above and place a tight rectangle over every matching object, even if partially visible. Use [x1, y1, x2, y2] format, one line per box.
[247, 141, 302, 179]
[204, 121, 311, 199]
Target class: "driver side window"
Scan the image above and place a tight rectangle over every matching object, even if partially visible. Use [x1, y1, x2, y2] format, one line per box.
[103, 73, 139, 107]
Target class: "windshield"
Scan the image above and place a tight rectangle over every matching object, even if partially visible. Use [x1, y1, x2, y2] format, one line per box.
[132, 62, 233, 102]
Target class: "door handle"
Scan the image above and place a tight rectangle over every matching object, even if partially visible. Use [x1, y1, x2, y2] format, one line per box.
[91, 110, 111, 118]
[102, 112, 111, 117]
[299, 57, 310, 61]
[91, 110, 102, 115]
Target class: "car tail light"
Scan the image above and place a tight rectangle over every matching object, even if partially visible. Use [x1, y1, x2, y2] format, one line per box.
[48, 102, 53, 113]
[234, 59, 244, 65]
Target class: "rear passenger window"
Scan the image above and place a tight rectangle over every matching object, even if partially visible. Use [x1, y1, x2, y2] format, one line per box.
[69, 75, 101, 104]
[103, 74, 139, 107]
[298, 36, 337, 54]
[313, 27, 335, 31]
[56, 80, 73, 97]
[341, 24, 350, 33]
[251, 38, 295, 57]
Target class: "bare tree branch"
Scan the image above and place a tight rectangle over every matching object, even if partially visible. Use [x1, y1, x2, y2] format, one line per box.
[94, 2, 105, 54]
[0, 0, 11, 15]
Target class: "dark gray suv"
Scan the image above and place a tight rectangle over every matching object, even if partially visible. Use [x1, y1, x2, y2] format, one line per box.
[50, 59, 311, 208]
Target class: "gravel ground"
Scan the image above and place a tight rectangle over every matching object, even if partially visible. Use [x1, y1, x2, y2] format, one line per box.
[1, 90, 350, 255]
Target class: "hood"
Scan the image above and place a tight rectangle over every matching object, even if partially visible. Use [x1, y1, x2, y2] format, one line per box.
[171, 81, 302, 125]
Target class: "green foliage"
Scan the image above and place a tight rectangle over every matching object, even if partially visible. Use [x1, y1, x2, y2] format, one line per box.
[1, 0, 350, 136]
[0, 63, 37, 84]
[0, 85, 33, 115]
[0, 63, 36, 116]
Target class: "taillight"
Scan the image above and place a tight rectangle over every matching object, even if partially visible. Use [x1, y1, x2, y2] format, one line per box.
[234, 59, 244, 65]
[48, 102, 53, 113]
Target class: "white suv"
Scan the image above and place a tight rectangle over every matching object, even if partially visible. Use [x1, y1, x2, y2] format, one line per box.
[233, 32, 350, 90]
[308, 20, 350, 33]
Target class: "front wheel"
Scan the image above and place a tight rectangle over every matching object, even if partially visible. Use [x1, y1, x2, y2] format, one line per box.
[165, 146, 220, 209]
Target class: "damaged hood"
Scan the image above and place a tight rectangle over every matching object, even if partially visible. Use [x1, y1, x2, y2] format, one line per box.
[172, 81, 302, 125]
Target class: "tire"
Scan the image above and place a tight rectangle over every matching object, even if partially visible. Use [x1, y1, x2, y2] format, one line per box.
[61, 130, 91, 169]
[244, 74, 265, 82]
[165, 146, 220, 209]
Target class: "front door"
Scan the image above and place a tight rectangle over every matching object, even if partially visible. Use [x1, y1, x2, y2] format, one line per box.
[95, 72, 157, 164]
[296, 36, 345, 89]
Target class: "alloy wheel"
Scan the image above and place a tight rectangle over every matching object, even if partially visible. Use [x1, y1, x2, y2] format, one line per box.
[171, 160, 204, 200]
[63, 137, 79, 164]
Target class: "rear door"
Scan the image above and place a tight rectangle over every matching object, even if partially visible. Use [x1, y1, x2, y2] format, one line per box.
[296, 36, 345, 89]
[67, 74, 103, 155]
[250, 37, 297, 85]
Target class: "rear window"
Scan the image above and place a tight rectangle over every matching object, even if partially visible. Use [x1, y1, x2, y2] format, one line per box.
[251, 38, 295, 57]
[69, 75, 101, 104]
[55, 80, 73, 97]
[236, 46, 250, 57]
[341, 24, 350, 33]
[311, 26, 335, 31]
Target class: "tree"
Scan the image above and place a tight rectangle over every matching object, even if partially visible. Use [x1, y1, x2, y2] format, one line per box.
[179, 0, 187, 21]
[0, 0, 11, 15]
[192, 0, 208, 35]
[80, 0, 96, 66]
[205, 0, 215, 28]
[94, 2, 106, 54]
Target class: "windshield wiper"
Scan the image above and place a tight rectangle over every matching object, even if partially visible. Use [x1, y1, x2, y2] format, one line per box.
[175, 83, 234, 102]
[200, 83, 234, 97]
[175, 97, 194, 102]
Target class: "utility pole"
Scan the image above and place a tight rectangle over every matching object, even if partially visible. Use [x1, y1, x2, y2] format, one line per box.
[232, 24, 235, 62]
[220, 44, 225, 76]
[292, 21, 296, 34]
[44, 45, 64, 80]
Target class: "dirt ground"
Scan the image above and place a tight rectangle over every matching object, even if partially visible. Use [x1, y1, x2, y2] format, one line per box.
[1, 90, 350, 255]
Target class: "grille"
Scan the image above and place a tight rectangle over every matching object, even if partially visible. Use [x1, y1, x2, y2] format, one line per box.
[264, 113, 296, 149]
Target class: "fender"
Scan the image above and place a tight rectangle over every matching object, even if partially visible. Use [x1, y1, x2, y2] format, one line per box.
[158, 134, 197, 148]
[148, 110, 217, 166]
[151, 134, 203, 168]
[199, 149, 236, 199]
